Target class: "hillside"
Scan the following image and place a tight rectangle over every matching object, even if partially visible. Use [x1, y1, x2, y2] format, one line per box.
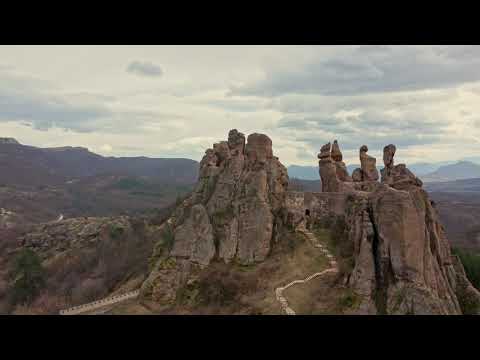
[0, 140, 198, 226]
[130, 133, 480, 315]
[0, 140, 198, 187]
[425, 179, 480, 249]
[422, 161, 480, 182]
[3, 133, 480, 315]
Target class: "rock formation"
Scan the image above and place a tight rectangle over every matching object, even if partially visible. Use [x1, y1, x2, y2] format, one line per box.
[351, 145, 379, 183]
[344, 183, 477, 314]
[314, 139, 480, 314]
[380, 144, 422, 190]
[328, 143, 479, 314]
[318, 140, 352, 192]
[141, 129, 289, 304]
[141, 131, 479, 314]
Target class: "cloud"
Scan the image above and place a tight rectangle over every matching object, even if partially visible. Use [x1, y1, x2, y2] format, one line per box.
[126, 60, 163, 78]
[229, 46, 480, 97]
[0, 90, 111, 132]
[3, 46, 480, 166]
[0, 67, 186, 134]
[100, 144, 113, 152]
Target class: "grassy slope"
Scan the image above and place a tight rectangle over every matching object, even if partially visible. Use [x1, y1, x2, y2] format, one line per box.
[109, 228, 359, 315]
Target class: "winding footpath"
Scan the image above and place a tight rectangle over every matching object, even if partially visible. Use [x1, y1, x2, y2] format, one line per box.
[275, 229, 338, 315]
[59, 290, 139, 315]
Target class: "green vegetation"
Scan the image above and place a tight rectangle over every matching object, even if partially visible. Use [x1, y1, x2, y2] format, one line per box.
[110, 224, 125, 239]
[148, 226, 175, 271]
[453, 248, 480, 290]
[112, 177, 148, 190]
[336, 289, 361, 312]
[9, 249, 46, 305]
[452, 248, 480, 314]
[313, 217, 354, 275]
[130, 191, 165, 198]
[457, 285, 480, 315]
[111, 177, 191, 199]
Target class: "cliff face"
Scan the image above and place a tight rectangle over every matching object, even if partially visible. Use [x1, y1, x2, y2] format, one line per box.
[1, 216, 159, 314]
[141, 129, 288, 304]
[141, 133, 479, 314]
[319, 141, 480, 314]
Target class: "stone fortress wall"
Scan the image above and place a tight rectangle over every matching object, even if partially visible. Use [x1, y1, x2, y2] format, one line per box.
[284, 191, 349, 229]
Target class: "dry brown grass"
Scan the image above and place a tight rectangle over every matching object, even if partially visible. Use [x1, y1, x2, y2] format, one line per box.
[110, 230, 338, 315]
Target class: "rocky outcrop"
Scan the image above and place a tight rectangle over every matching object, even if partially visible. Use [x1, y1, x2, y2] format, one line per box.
[314, 139, 479, 314]
[18, 216, 144, 255]
[336, 145, 479, 314]
[0, 208, 21, 229]
[318, 140, 353, 192]
[348, 185, 463, 314]
[351, 145, 379, 184]
[380, 144, 423, 190]
[2, 215, 158, 313]
[141, 129, 289, 304]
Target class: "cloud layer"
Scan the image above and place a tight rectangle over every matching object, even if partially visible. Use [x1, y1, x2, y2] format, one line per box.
[126, 60, 163, 78]
[230, 46, 480, 97]
[1, 46, 480, 166]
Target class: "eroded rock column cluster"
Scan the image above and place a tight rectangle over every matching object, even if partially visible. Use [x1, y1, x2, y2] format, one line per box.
[318, 140, 353, 192]
[317, 140, 480, 314]
[141, 129, 289, 304]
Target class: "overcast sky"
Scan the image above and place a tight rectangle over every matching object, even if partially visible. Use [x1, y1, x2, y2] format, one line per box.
[1, 45, 480, 166]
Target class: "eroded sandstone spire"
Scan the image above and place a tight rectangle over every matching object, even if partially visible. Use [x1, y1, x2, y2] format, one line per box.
[313, 140, 480, 314]
[359, 145, 379, 182]
[318, 140, 352, 192]
[141, 129, 289, 304]
[380, 143, 422, 189]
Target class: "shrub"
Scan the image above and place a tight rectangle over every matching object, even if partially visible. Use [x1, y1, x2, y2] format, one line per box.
[148, 226, 175, 270]
[452, 248, 480, 290]
[337, 289, 360, 311]
[110, 224, 125, 239]
[9, 249, 46, 305]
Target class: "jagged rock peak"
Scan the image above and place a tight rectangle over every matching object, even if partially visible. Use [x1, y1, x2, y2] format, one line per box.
[141, 129, 289, 304]
[380, 143, 422, 190]
[318, 140, 353, 192]
[318, 142, 332, 160]
[331, 140, 343, 162]
[383, 144, 396, 168]
[359, 144, 379, 182]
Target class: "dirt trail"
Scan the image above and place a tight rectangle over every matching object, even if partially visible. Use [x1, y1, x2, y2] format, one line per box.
[275, 229, 338, 315]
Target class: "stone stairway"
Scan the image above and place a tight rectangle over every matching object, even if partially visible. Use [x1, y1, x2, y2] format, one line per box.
[59, 290, 140, 315]
[275, 229, 338, 315]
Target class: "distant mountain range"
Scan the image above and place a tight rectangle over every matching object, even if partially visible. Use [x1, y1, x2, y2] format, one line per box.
[421, 161, 480, 183]
[0, 139, 199, 187]
[288, 160, 480, 182]
[0, 139, 200, 223]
